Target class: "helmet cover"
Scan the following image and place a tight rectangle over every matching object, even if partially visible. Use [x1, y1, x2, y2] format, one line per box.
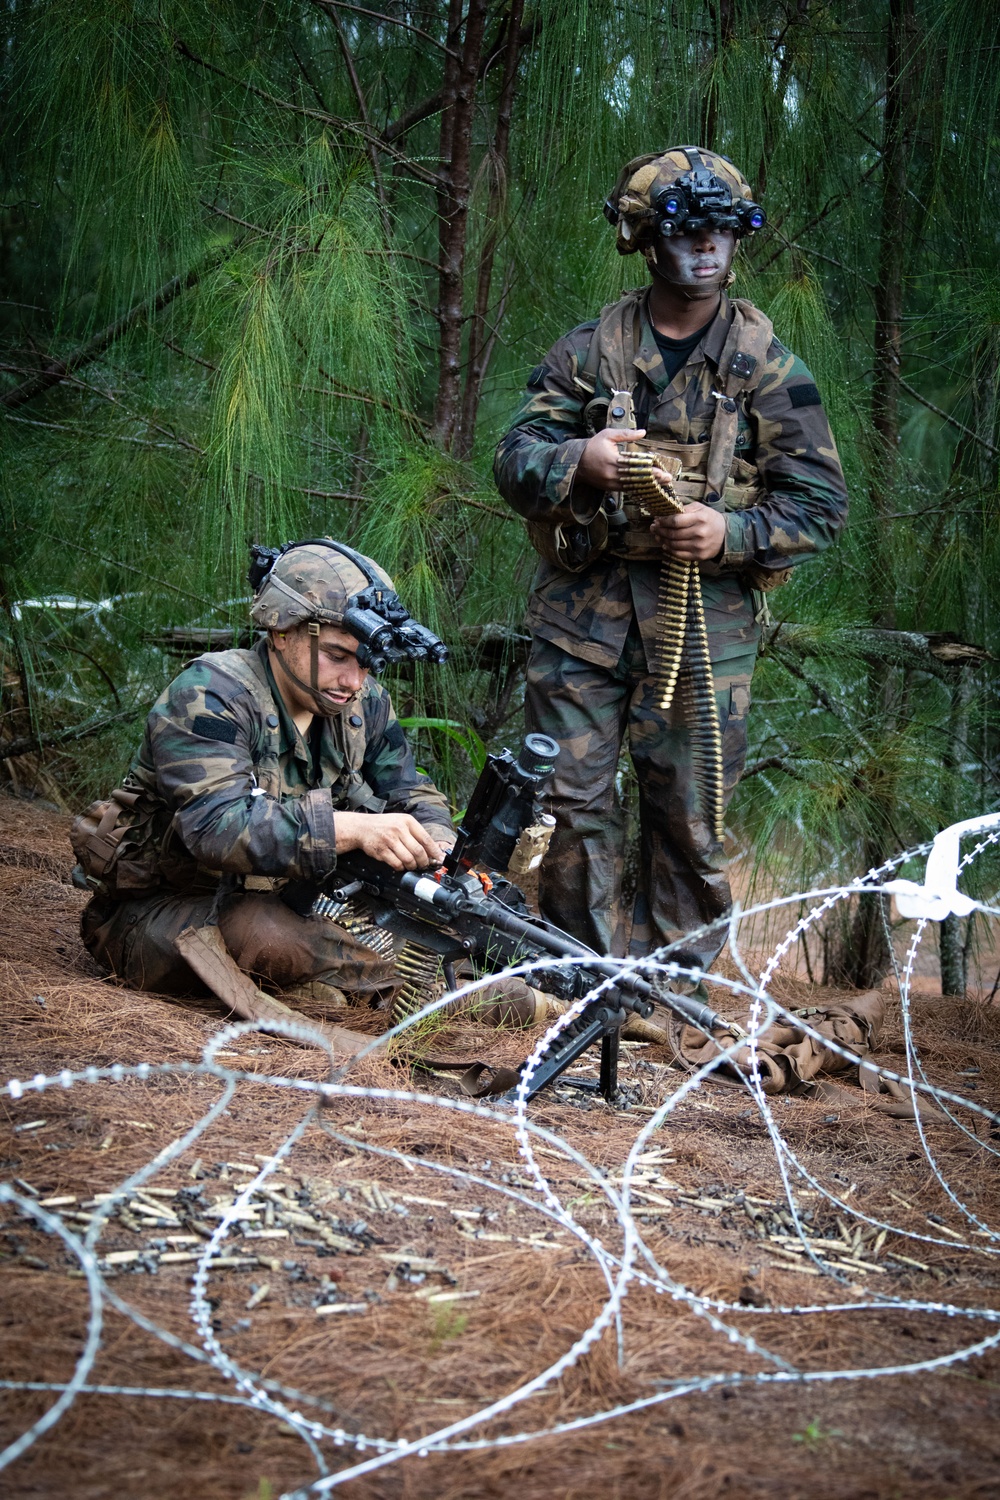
[249, 542, 393, 633]
[607, 146, 758, 257]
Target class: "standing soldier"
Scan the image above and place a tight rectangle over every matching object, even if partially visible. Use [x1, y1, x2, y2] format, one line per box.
[493, 146, 847, 978]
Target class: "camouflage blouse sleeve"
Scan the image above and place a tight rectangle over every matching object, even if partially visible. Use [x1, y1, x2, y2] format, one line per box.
[720, 343, 848, 573]
[360, 686, 454, 841]
[492, 323, 606, 524]
[143, 665, 338, 881]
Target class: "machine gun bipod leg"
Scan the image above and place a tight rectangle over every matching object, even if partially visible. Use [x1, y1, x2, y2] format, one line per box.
[600, 1028, 619, 1099]
[503, 1006, 625, 1103]
[558, 1029, 620, 1102]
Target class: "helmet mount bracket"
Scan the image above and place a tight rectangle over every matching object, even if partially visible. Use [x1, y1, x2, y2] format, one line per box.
[605, 146, 766, 255]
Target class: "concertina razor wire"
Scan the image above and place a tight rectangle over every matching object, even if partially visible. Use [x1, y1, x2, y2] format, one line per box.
[1, 814, 999, 1495]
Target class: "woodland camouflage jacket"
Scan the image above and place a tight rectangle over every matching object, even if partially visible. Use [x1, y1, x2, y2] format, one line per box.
[117, 642, 451, 892]
[493, 291, 848, 670]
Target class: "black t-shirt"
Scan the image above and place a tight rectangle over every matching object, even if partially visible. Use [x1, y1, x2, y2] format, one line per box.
[652, 316, 716, 385]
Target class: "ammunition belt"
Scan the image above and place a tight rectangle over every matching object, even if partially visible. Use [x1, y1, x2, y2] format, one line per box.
[311, 891, 445, 1023]
[615, 449, 725, 842]
[609, 444, 761, 562]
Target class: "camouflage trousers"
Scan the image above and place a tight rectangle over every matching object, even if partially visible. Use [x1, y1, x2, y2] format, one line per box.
[524, 621, 756, 969]
[81, 888, 397, 1002]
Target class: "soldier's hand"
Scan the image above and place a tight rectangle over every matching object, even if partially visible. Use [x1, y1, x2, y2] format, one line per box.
[333, 811, 445, 871]
[651, 503, 727, 561]
[576, 428, 650, 490]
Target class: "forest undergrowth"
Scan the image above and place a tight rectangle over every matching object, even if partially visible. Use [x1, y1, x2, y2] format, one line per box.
[4, 0, 1000, 991]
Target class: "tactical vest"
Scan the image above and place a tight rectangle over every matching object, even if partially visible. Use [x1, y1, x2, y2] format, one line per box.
[71, 648, 382, 899]
[524, 289, 790, 591]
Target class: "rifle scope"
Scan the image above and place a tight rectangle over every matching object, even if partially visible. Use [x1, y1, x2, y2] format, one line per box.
[446, 733, 559, 876]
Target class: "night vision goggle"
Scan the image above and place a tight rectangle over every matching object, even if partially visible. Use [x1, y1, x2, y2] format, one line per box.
[605, 168, 766, 241]
[249, 539, 449, 675]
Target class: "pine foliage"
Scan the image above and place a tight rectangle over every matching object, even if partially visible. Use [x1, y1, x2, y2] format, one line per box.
[2, 0, 1000, 958]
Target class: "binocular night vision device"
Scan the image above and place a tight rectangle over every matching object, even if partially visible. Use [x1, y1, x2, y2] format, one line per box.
[605, 166, 766, 241]
[248, 539, 449, 675]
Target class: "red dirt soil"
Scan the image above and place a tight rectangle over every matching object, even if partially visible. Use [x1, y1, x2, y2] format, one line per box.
[2, 791, 1000, 1500]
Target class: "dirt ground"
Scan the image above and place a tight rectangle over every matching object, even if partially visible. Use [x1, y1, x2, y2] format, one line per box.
[2, 791, 1000, 1500]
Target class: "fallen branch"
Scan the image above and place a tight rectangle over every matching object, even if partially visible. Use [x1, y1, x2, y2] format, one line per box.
[1, 265, 207, 411]
[148, 621, 531, 673]
[763, 621, 994, 678]
[1, 709, 142, 762]
[148, 618, 992, 688]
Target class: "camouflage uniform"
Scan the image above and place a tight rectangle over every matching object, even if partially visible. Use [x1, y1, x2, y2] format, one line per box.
[81, 640, 452, 999]
[493, 289, 847, 963]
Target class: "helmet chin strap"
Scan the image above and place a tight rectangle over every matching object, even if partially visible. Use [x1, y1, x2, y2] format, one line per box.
[271, 623, 357, 718]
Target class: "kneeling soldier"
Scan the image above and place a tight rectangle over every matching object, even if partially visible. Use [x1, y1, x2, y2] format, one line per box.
[76, 539, 455, 1007]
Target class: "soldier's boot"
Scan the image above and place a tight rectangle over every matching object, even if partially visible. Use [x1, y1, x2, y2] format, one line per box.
[620, 1013, 669, 1045]
[460, 978, 565, 1029]
[281, 979, 351, 1009]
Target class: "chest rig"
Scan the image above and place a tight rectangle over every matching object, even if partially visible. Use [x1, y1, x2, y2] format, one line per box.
[575, 288, 782, 581]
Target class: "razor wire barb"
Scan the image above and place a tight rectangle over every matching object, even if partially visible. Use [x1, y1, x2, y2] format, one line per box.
[1, 827, 999, 1494]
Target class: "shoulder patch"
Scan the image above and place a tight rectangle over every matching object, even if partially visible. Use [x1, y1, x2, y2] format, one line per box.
[191, 714, 239, 745]
[788, 382, 822, 409]
[527, 363, 549, 390]
[381, 720, 407, 753]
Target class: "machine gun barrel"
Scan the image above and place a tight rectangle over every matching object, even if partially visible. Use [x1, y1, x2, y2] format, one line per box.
[464, 891, 722, 1034]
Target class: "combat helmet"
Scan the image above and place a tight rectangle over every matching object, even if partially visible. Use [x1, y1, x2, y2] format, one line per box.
[248, 538, 448, 711]
[249, 539, 393, 634]
[604, 146, 765, 258]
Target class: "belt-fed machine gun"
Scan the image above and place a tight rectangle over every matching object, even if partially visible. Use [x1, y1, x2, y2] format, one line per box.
[282, 735, 726, 1102]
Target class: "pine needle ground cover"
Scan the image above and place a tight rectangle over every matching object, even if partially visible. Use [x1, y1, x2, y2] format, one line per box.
[2, 797, 1000, 1499]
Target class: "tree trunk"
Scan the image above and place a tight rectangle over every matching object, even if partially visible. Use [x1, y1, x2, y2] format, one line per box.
[455, 0, 525, 459]
[757, 0, 808, 199]
[869, 0, 913, 557]
[346, 425, 368, 541]
[701, 0, 735, 147]
[824, 893, 892, 991]
[432, 0, 490, 450]
[827, 0, 915, 989]
[938, 663, 974, 997]
[0, 565, 33, 738]
[939, 916, 967, 998]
